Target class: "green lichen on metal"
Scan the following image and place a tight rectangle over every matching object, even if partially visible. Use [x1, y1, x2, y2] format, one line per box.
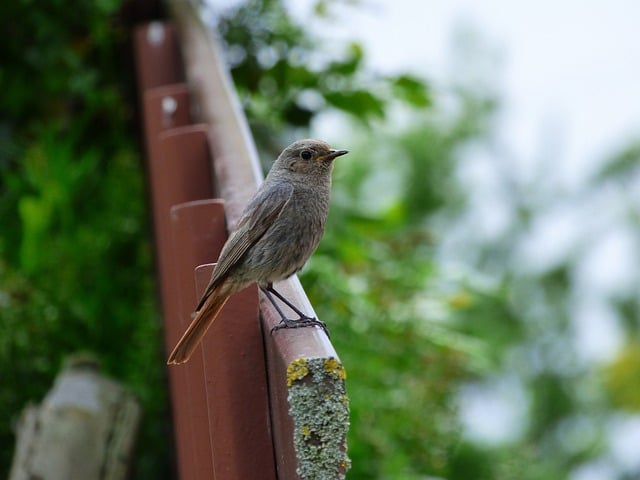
[287, 356, 350, 480]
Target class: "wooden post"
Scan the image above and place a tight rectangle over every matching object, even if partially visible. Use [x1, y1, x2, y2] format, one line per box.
[9, 355, 141, 480]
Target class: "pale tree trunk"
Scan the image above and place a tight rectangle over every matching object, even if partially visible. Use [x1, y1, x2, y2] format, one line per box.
[9, 354, 141, 480]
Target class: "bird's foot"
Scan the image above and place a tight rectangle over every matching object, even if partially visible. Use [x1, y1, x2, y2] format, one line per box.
[270, 316, 330, 337]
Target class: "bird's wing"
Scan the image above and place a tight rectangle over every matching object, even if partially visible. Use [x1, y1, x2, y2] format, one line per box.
[195, 181, 294, 311]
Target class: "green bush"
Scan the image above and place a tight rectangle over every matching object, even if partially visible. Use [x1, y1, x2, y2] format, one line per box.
[0, 1, 171, 477]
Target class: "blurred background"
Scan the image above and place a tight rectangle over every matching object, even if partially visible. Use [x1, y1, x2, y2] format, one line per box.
[2, 0, 640, 478]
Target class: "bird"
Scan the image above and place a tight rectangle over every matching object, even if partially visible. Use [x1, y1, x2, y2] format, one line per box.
[167, 139, 348, 364]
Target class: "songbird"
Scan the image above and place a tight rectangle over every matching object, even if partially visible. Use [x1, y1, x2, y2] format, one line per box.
[167, 139, 348, 364]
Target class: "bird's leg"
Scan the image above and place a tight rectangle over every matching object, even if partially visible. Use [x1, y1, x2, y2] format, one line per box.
[263, 285, 313, 320]
[260, 284, 329, 336]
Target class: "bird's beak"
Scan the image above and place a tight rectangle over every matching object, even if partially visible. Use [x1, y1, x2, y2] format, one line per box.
[319, 149, 349, 162]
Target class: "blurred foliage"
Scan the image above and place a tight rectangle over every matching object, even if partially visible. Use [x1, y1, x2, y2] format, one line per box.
[603, 341, 640, 411]
[302, 101, 497, 477]
[594, 139, 640, 183]
[0, 1, 171, 478]
[304, 93, 640, 478]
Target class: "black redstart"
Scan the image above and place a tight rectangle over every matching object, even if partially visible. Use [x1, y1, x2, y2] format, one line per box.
[167, 139, 348, 364]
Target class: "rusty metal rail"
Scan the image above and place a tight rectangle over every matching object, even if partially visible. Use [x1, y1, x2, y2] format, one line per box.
[132, 3, 349, 479]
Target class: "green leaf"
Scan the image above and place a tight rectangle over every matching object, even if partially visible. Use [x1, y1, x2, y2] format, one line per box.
[391, 74, 431, 107]
[594, 140, 640, 182]
[18, 196, 52, 273]
[324, 89, 385, 119]
[327, 42, 364, 76]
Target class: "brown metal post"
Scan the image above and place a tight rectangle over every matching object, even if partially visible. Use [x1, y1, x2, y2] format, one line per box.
[135, 19, 276, 479]
[186, 262, 275, 478]
[165, 2, 262, 226]
[135, 11, 350, 479]
[168, 199, 277, 480]
[166, 200, 222, 479]
[167, 2, 351, 478]
[134, 22, 209, 479]
[133, 22, 185, 90]
[139, 86, 194, 331]
[261, 281, 350, 479]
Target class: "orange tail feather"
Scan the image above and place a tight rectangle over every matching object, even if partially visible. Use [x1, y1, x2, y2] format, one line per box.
[167, 287, 230, 365]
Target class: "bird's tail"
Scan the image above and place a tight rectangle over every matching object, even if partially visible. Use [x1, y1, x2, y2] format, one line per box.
[167, 286, 230, 365]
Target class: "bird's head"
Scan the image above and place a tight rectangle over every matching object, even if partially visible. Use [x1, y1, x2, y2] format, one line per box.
[275, 139, 348, 176]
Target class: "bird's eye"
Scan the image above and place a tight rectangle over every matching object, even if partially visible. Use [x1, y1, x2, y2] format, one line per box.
[300, 150, 312, 160]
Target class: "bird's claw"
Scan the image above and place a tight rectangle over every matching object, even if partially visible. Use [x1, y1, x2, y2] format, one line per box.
[270, 317, 330, 337]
